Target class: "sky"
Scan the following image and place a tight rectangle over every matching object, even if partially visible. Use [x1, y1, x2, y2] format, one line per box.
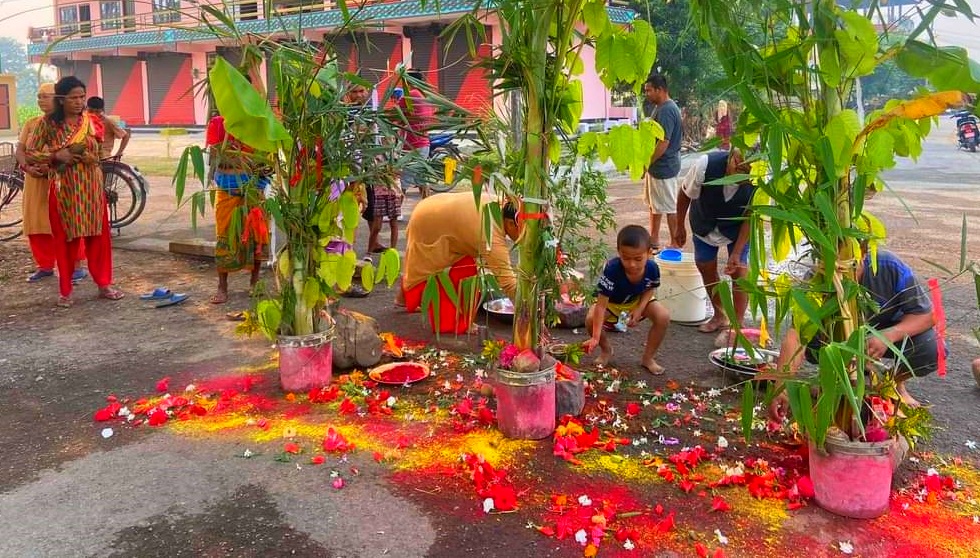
[0, 0, 978, 58]
[0, 0, 54, 44]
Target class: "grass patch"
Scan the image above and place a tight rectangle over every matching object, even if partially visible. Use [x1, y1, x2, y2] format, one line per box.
[128, 156, 186, 178]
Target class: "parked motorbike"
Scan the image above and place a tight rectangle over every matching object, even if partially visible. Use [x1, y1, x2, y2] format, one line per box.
[952, 110, 979, 152]
[427, 133, 463, 193]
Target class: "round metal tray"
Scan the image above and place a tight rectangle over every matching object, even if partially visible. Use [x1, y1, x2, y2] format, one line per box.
[709, 347, 780, 378]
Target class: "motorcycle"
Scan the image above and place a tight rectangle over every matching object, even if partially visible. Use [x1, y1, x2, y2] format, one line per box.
[427, 133, 463, 193]
[952, 110, 980, 152]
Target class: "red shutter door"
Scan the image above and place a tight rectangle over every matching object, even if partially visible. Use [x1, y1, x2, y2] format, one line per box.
[147, 53, 194, 125]
[99, 56, 145, 125]
[439, 26, 491, 115]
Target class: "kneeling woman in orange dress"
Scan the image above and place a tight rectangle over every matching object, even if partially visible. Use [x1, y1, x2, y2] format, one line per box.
[24, 76, 123, 307]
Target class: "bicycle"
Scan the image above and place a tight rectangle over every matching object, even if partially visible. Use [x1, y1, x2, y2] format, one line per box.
[427, 133, 463, 194]
[0, 158, 149, 241]
[100, 157, 149, 232]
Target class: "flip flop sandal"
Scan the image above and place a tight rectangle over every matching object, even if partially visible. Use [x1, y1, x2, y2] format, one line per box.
[139, 287, 172, 300]
[56, 296, 73, 308]
[226, 311, 247, 321]
[27, 269, 55, 283]
[100, 288, 125, 301]
[156, 293, 189, 308]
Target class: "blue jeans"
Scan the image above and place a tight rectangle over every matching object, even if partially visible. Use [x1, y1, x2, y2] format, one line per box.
[693, 236, 749, 264]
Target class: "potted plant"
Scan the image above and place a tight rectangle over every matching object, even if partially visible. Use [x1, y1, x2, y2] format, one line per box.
[689, 0, 980, 518]
[174, 9, 403, 390]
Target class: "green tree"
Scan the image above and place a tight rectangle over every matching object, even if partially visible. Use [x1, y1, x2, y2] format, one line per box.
[0, 37, 39, 108]
[858, 59, 926, 110]
[630, 0, 725, 107]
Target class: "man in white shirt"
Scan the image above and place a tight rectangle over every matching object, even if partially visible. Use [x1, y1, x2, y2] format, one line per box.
[673, 148, 754, 333]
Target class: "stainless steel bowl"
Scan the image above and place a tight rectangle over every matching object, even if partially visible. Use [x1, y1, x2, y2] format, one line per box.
[482, 297, 515, 323]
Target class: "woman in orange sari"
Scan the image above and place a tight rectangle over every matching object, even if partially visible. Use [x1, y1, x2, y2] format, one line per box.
[25, 76, 123, 307]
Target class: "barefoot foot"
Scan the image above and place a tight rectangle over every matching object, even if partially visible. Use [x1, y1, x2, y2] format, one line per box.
[896, 382, 921, 408]
[594, 349, 613, 367]
[210, 291, 229, 304]
[641, 357, 664, 375]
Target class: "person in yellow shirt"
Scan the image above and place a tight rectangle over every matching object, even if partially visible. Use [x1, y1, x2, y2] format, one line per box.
[397, 192, 519, 333]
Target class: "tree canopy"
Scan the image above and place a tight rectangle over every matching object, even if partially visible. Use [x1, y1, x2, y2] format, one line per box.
[0, 37, 38, 108]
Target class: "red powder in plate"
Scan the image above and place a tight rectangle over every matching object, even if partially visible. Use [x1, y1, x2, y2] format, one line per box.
[378, 364, 426, 383]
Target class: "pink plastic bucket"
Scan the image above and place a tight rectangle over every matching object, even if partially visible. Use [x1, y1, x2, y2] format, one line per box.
[278, 328, 334, 392]
[809, 437, 898, 519]
[494, 366, 556, 440]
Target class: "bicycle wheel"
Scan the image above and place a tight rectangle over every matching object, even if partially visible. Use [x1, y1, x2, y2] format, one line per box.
[428, 145, 462, 193]
[101, 161, 141, 229]
[0, 172, 24, 241]
[108, 161, 148, 228]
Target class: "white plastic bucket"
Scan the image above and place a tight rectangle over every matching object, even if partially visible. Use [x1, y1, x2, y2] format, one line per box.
[654, 251, 708, 323]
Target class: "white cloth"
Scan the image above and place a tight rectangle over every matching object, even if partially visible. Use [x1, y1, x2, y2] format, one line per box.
[643, 174, 678, 214]
[680, 153, 742, 247]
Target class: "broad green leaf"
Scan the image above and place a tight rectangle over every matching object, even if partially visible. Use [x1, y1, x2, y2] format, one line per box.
[340, 191, 359, 242]
[318, 254, 339, 287]
[897, 40, 980, 94]
[209, 57, 289, 153]
[835, 11, 879, 77]
[256, 300, 282, 341]
[826, 110, 860, 178]
[302, 277, 321, 308]
[818, 46, 842, 88]
[361, 263, 376, 291]
[336, 250, 356, 292]
[582, 0, 610, 36]
[381, 249, 400, 286]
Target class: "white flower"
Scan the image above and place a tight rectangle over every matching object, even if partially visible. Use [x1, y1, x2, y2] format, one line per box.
[715, 529, 728, 545]
[692, 430, 702, 438]
[707, 388, 721, 398]
[100, 428, 114, 439]
[578, 494, 592, 506]
[717, 436, 730, 449]
[642, 399, 651, 407]
[386, 396, 397, 407]
[838, 541, 854, 554]
[965, 440, 977, 450]
[443, 380, 452, 390]
[574, 529, 588, 545]
[126, 413, 137, 422]
[117, 406, 130, 417]
[973, 515, 979, 524]
[927, 467, 939, 477]
[296, 464, 302, 470]
[475, 368, 486, 378]
[184, 384, 196, 392]
[635, 380, 647, 389]
[909, 456, 920, 463]
[525, 521, 535, 529]
[242, 449, 253, 458]
[544, 238, 560, 249]
[330, 470, 340, 478]
[623, 539, 635, 550]
[483, 498, 495, 514]
[456, 374, 464, 383]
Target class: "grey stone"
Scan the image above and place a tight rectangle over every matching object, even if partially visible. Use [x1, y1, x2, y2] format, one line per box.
[331, 309, 383, 370]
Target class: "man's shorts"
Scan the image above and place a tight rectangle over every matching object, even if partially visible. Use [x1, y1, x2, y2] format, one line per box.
[693, 236, 750, 264]
[804, 328, 941, 377]
[643, 174, 678, 215]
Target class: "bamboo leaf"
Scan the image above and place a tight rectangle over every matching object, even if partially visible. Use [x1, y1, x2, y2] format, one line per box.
[421, 276, 441, 333]
[960, 214, 968, 273]
[436, 270, 459, 308]
[741, 381, 755, 442]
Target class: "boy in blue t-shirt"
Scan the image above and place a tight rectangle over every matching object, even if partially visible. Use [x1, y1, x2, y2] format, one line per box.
[584, 225, 671, 374]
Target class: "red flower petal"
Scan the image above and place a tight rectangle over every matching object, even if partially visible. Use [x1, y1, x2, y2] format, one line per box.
[626, 402, 641, 417]
[657, 512, 675, 532]
[284, 442, 301, 454]
[155, 377, 170, 393]
[711, 495, 731, 512]
[796, 476, 815, 498]
[537, 525, 555, 537]
[373, 451, 384, 463]
[713, 549, 727, 558]
[654, 504, 664, 515]
[338, 398, 357, 415]
[311, 455, 326, 465]
[147, 409, 168, 426]
[695, 542, 709, 558]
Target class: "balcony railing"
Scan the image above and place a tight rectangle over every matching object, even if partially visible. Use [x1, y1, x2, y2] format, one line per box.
[28, 0, 393, 44]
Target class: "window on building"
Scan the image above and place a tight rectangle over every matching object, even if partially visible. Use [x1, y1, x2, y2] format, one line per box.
[152, 0, 182, 24]
[59, 6, 79, 36]
[101, 1, 122, 30]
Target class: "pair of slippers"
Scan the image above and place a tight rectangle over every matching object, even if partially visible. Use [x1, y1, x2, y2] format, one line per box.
[139, 287, 190, 308]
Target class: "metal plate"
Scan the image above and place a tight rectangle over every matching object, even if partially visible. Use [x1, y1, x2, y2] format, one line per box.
[709, 347, 780, 378]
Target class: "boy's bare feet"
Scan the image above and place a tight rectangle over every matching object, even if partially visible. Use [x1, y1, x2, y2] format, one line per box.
[594, 348, 613, 367]
[210, 291, 229, 304]
[641, 357, 664, 375]
[896, 381, 921, 408]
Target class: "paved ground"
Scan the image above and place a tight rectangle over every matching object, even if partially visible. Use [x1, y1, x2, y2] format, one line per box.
[0, 119, 978, 557]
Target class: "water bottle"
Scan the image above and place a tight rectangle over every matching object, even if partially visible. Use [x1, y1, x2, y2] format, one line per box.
[614, 311, 629, 333]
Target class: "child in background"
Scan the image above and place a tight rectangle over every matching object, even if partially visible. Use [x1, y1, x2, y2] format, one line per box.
[368, 166, 403, 253]
[583, 225, 671, 374]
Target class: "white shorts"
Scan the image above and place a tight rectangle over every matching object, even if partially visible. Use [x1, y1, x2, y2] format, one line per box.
[643, 174, 678, 215]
